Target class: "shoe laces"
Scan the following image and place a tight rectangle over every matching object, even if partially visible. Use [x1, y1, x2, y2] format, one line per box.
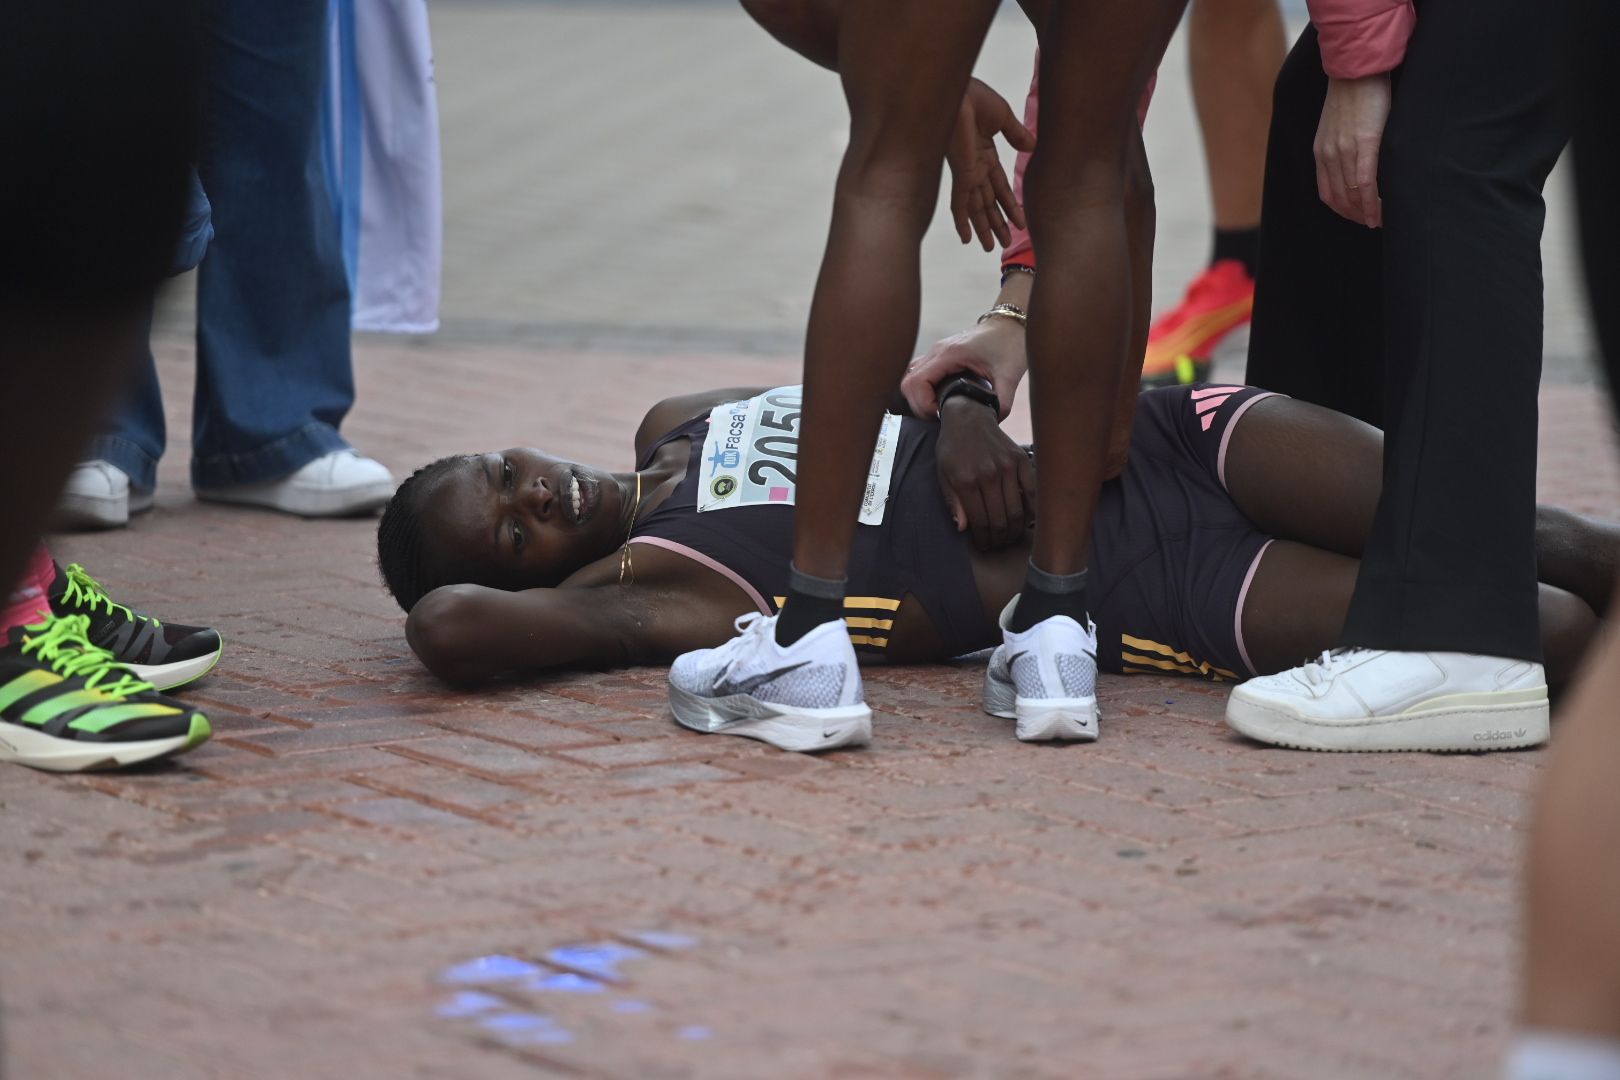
[731, 610, 773, 642]
[18, 614, 155, 697]
[1299, 647, 1369, 686]
[62, 563, 155, 625]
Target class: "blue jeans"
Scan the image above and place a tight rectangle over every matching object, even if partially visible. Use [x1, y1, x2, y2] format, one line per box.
[91, 0, 354, 490]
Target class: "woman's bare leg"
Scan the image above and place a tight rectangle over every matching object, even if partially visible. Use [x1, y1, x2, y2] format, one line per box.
[1013, 0, 1183, 628]
[782, 0, 998, 640]
[1523, 595, 1620, 1040]
[1240, 540, 1596, 684]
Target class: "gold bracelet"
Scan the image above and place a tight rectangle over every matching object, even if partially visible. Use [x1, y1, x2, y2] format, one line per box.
[977, 303, 1028, 327]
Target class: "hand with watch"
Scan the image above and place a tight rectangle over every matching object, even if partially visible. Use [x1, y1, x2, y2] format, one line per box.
[935, 366, 1037, 553]
[900, 264, 1033, 418]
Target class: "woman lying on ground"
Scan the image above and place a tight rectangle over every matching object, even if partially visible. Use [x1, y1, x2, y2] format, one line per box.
[378, 383, 1613, 753]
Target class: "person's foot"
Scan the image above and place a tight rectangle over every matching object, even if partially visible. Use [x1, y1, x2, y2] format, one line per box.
[195, 449, 395, 517]
[667, 612, 871, 752]
[1140, 259, 1255, 388]
[55, 460, 154, 530]
[1225, 648, 1551, 752]
[48, 561, 222, 691]
[983, 597, 1100, 742]
[0, 613, 212, 772]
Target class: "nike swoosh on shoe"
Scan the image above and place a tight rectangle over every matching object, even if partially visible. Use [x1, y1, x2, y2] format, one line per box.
[712, 661, 810, 698]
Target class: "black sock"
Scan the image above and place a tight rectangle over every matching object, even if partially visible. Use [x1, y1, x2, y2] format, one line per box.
[775, 564, 845, 646]
[1211, 226, 1260, 278]
[1007, 562, 1088, 633]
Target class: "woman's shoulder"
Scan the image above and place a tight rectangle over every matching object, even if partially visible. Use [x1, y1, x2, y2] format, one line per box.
[633, 387, 774, 462]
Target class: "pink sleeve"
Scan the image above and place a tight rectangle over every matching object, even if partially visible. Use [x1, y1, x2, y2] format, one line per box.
[1306, 0, 1415, 79]
[1000, 51, 1157, 270]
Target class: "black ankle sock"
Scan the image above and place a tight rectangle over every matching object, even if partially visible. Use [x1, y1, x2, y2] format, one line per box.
[775, 564, 845, 646]
[1007, 562, 1089, 634]
[1211, 226, 1260, 278]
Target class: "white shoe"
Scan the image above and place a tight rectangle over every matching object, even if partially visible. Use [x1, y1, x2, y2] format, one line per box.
[668, 612, 871, 752]
[196, 449, 395, 517]
[56, 460, 154, 529]
[1226, 648, 1550, 752]
[983, 597, 1100, 742]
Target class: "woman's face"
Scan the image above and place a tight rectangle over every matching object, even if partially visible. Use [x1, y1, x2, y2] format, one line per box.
[420, 448, 627, 590]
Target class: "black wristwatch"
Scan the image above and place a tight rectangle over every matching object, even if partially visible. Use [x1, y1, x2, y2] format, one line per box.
[936, 373, 1000, 419]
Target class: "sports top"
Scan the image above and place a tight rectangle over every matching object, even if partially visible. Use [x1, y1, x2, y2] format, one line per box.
[629, 389, 992, 659]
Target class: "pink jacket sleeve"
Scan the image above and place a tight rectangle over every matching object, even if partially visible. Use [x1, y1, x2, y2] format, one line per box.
[1001, 51, 1156, 270]
[1306, 0, 1415, 79]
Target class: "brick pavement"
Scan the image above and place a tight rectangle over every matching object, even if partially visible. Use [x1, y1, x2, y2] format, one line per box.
[5, 334, 1617, 1079]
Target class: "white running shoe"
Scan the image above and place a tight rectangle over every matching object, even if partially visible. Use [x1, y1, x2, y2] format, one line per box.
[668, 612, 871, 752]
[56, 460, 153, 529]
[983, 597, 1100, 742]
[1225, 648, 1550, 752]
[196, 449, 395, 517]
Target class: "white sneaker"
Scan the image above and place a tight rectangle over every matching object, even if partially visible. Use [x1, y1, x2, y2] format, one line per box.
[983, 597, 1100, 742]
[667, 612, 871, 752]
[196, 449, 395, 517]
[56, 460, 154, 529]
[1225, 648, 1550, 752]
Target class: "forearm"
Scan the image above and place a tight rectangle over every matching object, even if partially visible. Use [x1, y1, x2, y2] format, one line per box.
[406, 584, 632, 683]
[740, 0, 841, 70]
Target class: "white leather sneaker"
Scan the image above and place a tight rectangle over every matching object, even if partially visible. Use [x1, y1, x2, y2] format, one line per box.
[196, 450, 395, 517]
[56, 460, 154, 529]
[1226, 648, 1550, 752]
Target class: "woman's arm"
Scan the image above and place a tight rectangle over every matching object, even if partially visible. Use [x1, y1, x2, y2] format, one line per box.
[406, 578, 735, 683]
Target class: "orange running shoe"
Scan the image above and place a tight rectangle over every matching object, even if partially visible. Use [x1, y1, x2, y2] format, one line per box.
[1140, 259, 1255, 388]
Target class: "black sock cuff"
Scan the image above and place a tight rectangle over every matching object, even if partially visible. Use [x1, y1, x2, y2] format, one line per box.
[1025, 562, 1087, 594]
[1211, 226, 1260, 278]
[788, 563, 846, 601]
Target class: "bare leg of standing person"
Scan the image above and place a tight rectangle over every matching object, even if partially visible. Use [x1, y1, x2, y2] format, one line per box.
[1141, 0, 1286, 388]
[666, 0, 1001, 753]
[982, 0, 1187, 743]
[1508, 0, 1620, 1074]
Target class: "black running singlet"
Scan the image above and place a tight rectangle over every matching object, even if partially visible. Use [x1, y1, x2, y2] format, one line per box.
[629, 390, 993, 659]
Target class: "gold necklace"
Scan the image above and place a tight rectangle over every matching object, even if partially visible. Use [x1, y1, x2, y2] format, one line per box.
[619, 471, 643, 585]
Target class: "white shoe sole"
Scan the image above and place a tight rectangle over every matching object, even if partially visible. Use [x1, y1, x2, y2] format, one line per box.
[55, 493, 128, 530]
[1225, 689, 1550, 752]
[0, 715, 212, 772]
[196, 479, 394, 518]
[982, 670, 1016, 720]
[985, 675, 1100, 742]
[127, 644, 223, 692]
[668, 684, 871, 752]
[1014, 696, 1099, 742]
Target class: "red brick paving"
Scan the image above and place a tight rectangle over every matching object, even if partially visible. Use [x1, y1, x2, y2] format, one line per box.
[4, 336, 1618, 1079]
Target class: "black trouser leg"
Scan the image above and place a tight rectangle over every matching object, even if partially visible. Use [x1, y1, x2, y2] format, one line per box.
[1244, 26, 1384, 427]
[1339, 0, 1571, 661]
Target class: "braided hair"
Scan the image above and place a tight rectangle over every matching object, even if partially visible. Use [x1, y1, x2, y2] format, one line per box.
[377, 454, 468, 612]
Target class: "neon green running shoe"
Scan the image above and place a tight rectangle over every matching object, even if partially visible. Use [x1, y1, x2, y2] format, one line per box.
[49, 561, 222, 690]
[0, 614, 212, 772]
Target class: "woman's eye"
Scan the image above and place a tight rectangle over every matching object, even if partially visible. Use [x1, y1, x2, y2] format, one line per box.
[501, 459, 514, 487]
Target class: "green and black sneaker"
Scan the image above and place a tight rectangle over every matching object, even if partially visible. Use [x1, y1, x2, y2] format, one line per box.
[0, 613, 212, 772]
[48, 561, 222, 691]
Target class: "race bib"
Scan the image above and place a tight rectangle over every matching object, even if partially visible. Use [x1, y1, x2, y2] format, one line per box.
[696, 386, 901, 526]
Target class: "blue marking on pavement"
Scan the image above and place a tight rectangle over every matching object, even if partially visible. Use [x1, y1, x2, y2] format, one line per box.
[678, 1025, 713, 1041]
[611, 999, 654, 1014]
[434, 991, 505, 1018]
[523, 972, 608, 994]
[440, 955, 543, 984]
[547, 942, 646, 981]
